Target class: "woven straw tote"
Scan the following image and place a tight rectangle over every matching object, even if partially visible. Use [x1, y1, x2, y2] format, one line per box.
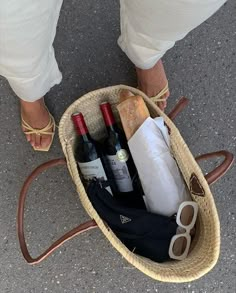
[17, 85, 234, 283]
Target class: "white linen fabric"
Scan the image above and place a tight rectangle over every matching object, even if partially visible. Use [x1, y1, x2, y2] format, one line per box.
[0, 0, 63, 101]
[128, 117, 191, 216]
[0, 0, 226, 101]
[118, 0, 226, 69]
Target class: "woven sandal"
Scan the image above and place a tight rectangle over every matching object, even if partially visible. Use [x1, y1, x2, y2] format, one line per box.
[150, 83, 169, 104]
[21, 109, 55, 152]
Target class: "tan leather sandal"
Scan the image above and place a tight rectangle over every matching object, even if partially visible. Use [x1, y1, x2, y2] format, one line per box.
[150, 83, 169, 104]
[21, 109, 55, 152]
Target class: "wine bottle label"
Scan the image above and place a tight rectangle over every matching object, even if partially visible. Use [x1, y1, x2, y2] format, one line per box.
[77, 158, 112, 194]
[116, 149, 129, 163]
[107, 155, 134, 192]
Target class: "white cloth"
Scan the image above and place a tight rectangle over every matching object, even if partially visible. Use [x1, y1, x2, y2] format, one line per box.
[128, 117, 191, 217]
[0, 0, 226, 101]
[0, 0, 63, 101]
[118, 0, 226, 69]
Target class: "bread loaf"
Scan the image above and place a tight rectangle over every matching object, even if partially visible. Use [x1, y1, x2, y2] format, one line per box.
[119, 89, 135, 103]
[117, 90, 150, 140]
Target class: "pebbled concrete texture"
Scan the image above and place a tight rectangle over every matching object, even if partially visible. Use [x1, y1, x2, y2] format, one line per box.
[0, 0, 235, 292]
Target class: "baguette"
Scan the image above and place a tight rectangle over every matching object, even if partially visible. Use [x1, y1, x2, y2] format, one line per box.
[117, 91, 150, 140]
[119, 89, 135, 103]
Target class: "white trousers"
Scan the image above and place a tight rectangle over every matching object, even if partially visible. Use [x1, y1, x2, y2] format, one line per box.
[0, 0, 226, 101]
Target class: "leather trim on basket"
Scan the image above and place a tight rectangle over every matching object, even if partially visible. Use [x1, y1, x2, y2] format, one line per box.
[190, 173, 205, 197]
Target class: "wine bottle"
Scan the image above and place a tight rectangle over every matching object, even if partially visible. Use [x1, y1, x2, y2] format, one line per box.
[71, 112, 112, 194]
[100, 102, 145, 208]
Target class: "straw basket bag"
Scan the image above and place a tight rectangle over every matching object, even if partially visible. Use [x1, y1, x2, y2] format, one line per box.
[17, 85, 234, 283]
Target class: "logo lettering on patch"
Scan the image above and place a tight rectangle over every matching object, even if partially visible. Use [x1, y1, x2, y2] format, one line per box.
[120, 215, 132, 224]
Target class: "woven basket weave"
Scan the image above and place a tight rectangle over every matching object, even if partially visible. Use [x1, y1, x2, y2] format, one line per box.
[58, 85, 221, 283]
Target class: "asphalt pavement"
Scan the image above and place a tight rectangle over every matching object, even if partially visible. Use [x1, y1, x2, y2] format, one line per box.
[0, 1, 235, 292]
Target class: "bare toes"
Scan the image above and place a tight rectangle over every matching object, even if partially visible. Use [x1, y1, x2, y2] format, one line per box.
[34, 134, 41, 149]
[26, 134, 31, 142]
[158, 101, 167, 111]
[29, 134, 34, 147]
[41, 136, 51, 149]
[157, 91, 170, 110]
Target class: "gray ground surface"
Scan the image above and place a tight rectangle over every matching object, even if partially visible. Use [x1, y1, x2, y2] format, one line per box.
[0, 1, 235, 292]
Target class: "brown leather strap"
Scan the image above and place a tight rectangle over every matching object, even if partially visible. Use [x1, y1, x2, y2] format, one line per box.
[17, 158, 97, 265]
[168, 97, 189, 120]
[195, 151, 234, 185]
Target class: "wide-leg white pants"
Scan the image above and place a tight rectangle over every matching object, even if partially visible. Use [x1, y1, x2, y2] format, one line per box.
[119, 0, 226, 70]
[0, 0, 226, 101]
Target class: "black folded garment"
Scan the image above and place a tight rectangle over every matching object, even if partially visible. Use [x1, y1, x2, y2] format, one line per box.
[86, 179, 178, 263]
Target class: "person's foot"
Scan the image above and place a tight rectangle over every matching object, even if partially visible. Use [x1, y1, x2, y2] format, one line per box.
[20, 98, 54, 150]
[136, 59, 170, 110]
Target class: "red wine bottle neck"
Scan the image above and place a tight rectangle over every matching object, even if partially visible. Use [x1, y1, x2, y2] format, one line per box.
[72, 113, 91, 138]
[100, 102, 116, 127]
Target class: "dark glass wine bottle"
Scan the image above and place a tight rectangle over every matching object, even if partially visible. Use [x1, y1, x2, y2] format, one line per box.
[100, 102, 145, 208]
[71, 112, 113, 194]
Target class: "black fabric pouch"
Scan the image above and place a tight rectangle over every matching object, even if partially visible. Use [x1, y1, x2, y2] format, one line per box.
[86, 180, 178, 262]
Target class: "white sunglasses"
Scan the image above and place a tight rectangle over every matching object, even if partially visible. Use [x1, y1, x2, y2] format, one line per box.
[169, 201, 198, 261]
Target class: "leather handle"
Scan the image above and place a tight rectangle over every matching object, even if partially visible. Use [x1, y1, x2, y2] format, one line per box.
[195, 151, 234, 185]
[168, 97, 189, 120]
[17, 158, 97, 265]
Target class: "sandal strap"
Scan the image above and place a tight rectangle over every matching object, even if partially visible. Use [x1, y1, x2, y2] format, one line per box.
[22, 114, 55, 136]
[150, 83, 169, 103]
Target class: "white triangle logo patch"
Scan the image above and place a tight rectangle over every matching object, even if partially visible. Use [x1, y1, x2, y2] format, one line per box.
[120, 215, 132, 224]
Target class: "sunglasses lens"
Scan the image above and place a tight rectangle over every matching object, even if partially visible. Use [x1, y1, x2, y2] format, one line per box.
[180, 205, 194, 226]
[172, 236, 188, 257]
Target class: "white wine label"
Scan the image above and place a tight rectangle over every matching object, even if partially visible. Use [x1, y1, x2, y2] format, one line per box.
[78, 159, 112, 194]
[116, 149, 129, 163]
[107, 155, 133, 192]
